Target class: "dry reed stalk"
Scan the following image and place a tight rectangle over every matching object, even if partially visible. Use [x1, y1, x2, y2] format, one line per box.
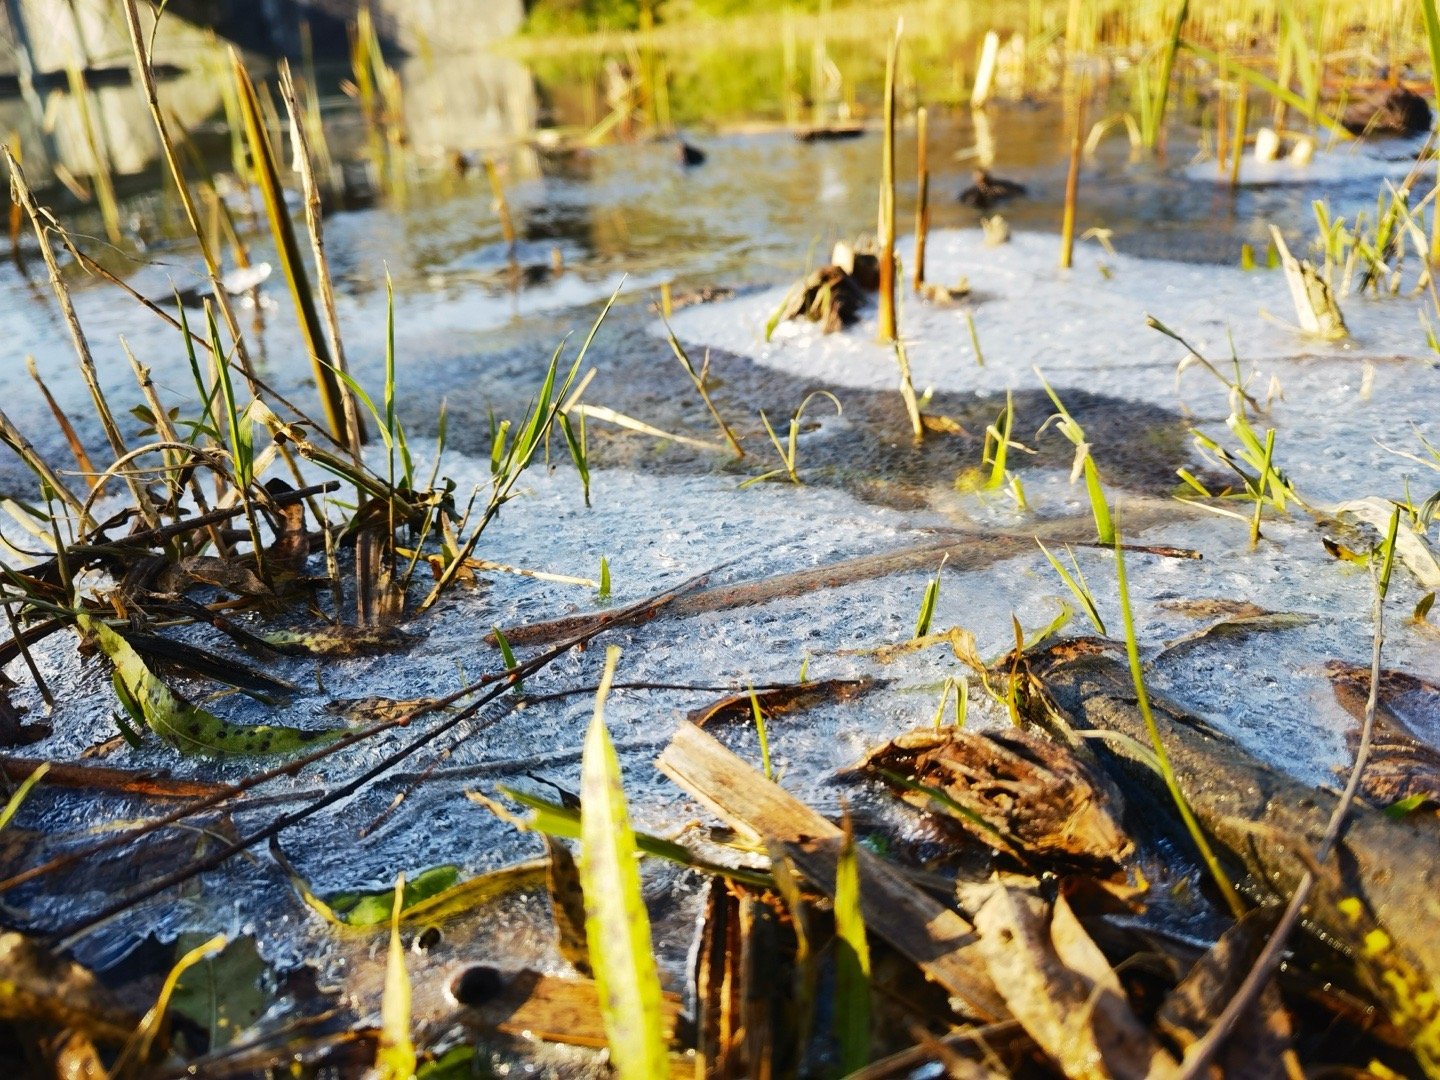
[3, 146, 155, 528]
[484, 158, 519, 258]
[25, 357, 96, 482]
[1214, 79, 1227, 176]
[63, 65, 122, 246]
[971, 30, 999, 109]
[278, 62, 366, 462]
[1229, 85, 1248, 189]
[121, 340, 227, 555]
[0, 407, 91, 528]
[877, 20, 901, 343]
[912, 106, 930, 291]
[1059, 97, 1085, 269]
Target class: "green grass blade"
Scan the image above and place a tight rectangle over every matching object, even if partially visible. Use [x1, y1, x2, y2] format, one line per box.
[1113, 536, 1244, 918]
[1147, 0, 1189, 149]
[580, 646, 669, 1079]
[492, 625, 523, 695]
[834, 823, 871, 1073]
[914, 561, 942, 638]
[375, 876, 416, 1080]
[1037, 540, 1106, 635]
[747, 685, 774, 780]
[0, 762, 48, 832]
[205, 303, 252, 488]
[1083, 458, 1115, 544]
[1422, 0, 1440, 127]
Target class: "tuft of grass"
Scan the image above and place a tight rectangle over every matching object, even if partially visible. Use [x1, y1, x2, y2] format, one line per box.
[420, 292, 616, 612]
[742, 390, 842, 487]
[982, 390, 1017, 491]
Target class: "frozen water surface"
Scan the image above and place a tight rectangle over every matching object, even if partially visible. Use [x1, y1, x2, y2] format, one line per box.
[668, 227, 1439, 506]
[5, 122, 1440, 1040]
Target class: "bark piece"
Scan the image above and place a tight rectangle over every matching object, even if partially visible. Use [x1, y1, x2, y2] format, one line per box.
[860, 727, 1132, 866]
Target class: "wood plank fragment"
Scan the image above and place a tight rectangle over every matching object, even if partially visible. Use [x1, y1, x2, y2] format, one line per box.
[656, 722, 1008, 1022]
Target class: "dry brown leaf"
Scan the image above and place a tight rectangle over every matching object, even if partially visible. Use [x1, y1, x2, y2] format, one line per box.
[1327, 663, 1440, 813]
[1156, 599, 1271, 620]
[687, 677, 875, 727]
[972, 886, 1176, 1079]
[154, 555, 271, 598]
[0, 932, 137, 1044]
[1158, 909, 1297, 1080]
[1157, 610, 1315, 658]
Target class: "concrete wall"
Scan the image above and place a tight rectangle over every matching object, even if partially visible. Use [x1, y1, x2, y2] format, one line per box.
[0, 0, 533, 177]
[0, 0, 528, 70]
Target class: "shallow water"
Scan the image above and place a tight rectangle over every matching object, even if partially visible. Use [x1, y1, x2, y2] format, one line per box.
[3, 43, 1440, 1054]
